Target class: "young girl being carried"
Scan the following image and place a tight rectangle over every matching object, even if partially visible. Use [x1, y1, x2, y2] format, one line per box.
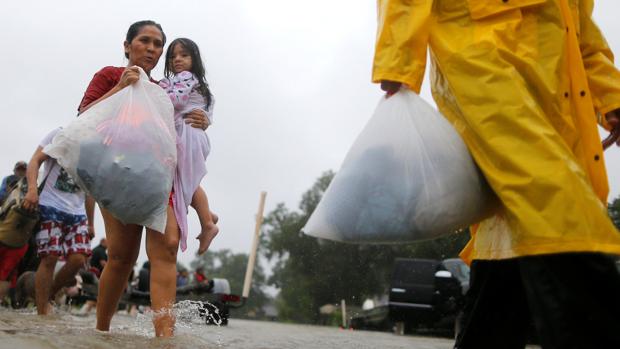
[159, 38, 219, 254]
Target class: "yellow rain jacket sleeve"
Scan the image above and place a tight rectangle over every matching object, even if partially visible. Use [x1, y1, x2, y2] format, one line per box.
[373, 0, 620, 261]
[373, 0, 432, 93]
[578, 1, 620, 130]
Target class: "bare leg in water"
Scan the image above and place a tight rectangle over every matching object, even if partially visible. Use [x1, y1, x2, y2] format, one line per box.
[96, 208, 142, 331]
[96, 206, 181, 337]
[51, 253, 87, 296]
[146, 205, 181, 337]
[191, 186, 219, 255]
[35, 253, 86, 315]
[34, 255, 58, 315]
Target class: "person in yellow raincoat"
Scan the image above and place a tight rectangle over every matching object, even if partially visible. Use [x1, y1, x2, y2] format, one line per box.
[373, 1, 620, 348]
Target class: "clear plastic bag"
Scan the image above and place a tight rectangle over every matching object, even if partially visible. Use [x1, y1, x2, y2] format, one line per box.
[44, 67, 176, 233]
[303, 89, 493, 243]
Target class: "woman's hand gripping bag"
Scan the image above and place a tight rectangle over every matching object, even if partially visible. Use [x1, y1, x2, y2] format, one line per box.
[44, 67, 176, 233]
[303, 89, 494, 243]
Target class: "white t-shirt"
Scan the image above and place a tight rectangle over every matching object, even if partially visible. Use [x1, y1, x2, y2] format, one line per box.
[39, 128, 86, 215]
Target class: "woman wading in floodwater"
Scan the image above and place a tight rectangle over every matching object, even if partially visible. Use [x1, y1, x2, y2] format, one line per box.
[77, 20, 210, 337]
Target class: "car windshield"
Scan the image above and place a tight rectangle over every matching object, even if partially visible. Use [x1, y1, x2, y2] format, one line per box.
[392, 260, 438, 285]
[443, 259, 470, 283]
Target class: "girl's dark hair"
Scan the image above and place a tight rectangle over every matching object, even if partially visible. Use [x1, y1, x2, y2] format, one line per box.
[125, 20, 166, 59]
[164, 38, 213, 109]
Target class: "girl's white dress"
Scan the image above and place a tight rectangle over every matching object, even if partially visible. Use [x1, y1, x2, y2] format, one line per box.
[159, 71, 213, 251]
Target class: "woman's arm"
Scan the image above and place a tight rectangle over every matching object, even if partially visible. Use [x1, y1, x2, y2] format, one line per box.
[79, 67, 141, 114]
[185, 109, 211, 130]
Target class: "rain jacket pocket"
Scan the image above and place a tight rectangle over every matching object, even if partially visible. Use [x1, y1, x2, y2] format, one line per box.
[466, 0, 546, 20]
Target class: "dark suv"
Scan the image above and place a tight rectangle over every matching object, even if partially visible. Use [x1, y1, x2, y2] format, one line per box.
[388, 258, 469, 333]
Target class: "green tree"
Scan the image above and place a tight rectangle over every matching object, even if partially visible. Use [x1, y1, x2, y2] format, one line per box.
[262, 171, 469, 324]
[191, 249, 270, 318]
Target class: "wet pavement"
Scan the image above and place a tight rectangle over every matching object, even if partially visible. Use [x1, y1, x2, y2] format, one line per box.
[0, 307, 540, 349]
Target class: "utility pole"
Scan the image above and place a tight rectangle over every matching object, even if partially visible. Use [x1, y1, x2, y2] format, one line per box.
[242, 191, 267, 299]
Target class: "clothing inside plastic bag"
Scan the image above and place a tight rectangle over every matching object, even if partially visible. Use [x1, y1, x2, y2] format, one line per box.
[44, 67, 176, 233]
[303, 89, 494, 243]
[76, 137, 172, 226]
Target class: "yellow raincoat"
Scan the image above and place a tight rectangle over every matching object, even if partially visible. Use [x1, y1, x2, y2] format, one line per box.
[373, 0, 620, 261]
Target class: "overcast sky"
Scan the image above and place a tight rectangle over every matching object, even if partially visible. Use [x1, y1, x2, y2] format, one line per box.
[1, 1, 619, 269]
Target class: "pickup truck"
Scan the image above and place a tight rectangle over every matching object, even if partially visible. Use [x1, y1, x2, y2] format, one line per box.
[389, 258, 469, 333]
[351, 257, 469, 335]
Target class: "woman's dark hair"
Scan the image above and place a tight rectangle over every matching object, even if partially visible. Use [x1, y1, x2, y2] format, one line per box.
[125, 20, 166, 59]
[164, 38, 213, 109]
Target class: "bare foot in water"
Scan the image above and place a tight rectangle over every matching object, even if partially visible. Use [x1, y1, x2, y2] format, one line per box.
[197, 222, 219, 255]
[41, 302, 54, 315]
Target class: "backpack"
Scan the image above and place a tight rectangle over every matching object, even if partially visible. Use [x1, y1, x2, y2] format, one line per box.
[0, 167, 54, 247]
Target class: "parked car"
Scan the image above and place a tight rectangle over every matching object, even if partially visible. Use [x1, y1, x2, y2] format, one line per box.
[388, 258, 469, 334]
[76, 273, 242, 325]
[351, 258, 469, 335]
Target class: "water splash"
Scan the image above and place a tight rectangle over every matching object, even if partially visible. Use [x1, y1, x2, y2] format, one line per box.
[175, 300, 221, 328]
[133, 300, 223, 345]
[0, 301, 225, 348]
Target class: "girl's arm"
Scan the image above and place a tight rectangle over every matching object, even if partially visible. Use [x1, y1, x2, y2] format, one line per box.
[166, 71, 199, 109]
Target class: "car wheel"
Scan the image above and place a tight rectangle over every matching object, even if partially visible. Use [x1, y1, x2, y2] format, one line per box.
[393, 321, 405, 335]
[454, 310, 464, 339]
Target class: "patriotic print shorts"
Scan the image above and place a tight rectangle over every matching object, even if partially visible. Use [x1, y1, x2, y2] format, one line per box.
[35, 205, 92, 257]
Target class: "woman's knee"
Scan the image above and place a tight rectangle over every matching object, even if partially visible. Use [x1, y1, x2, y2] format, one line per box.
[147, 235, 179, 264]
[106, 250, 138, 271]
[146, 207, 180, 264]
[102, 217, 142, 271]
[153, 242, 179, 263]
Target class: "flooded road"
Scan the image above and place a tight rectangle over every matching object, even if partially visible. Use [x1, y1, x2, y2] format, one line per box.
[0, 307, 457, 349]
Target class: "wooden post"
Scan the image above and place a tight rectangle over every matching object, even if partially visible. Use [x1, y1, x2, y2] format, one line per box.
[341, 299, 347, 328]
[242, 191, 267, 299]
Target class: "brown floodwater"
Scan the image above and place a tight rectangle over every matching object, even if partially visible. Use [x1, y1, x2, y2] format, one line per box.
[0, 303, 460, 349]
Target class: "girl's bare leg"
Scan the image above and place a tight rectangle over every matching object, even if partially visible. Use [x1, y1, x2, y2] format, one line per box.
[191, 186, 219, 254]
[145, 205, 180, 337]
[96, 208, 142, 331]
